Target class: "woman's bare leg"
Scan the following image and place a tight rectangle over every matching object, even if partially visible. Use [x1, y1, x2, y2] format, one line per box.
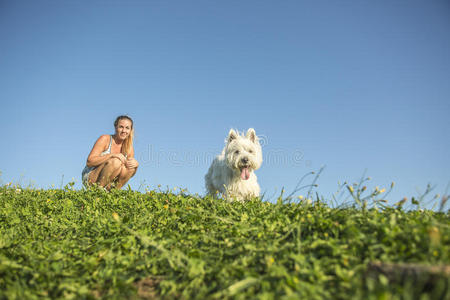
[88, 162, 107, 185]
[95, 158, 124, 189]
[116, 167, 137, 189]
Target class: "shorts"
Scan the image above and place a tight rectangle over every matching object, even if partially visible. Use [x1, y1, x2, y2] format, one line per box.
[81, 165, 95, 187]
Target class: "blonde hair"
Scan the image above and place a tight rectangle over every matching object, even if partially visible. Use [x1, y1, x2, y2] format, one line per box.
[114, 115, 134, 156]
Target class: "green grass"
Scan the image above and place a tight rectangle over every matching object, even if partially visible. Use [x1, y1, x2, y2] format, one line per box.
[0, 184, 449, 299]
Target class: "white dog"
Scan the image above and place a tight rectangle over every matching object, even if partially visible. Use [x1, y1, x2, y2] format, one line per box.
[205, 128, 263, 201]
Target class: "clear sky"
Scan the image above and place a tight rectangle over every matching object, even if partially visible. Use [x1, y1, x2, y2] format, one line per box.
[1, 0, 449, 207]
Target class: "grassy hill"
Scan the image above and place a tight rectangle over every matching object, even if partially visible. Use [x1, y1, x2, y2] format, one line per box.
[0, 184, 449, 299]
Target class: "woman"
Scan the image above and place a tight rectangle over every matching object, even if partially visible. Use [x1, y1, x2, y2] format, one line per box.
[82, 115, 139, 190]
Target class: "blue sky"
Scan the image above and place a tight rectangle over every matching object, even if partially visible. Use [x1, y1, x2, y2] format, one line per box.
[1, 0, 449, 207]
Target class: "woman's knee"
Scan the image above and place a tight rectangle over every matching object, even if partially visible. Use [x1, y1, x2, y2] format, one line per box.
[106, 157, 124, 170]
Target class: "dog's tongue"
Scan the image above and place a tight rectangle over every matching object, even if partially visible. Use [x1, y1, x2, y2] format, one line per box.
[241, 167, 250, 180]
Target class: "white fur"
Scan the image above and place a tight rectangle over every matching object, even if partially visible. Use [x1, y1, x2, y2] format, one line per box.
[205, 128, 263, 201]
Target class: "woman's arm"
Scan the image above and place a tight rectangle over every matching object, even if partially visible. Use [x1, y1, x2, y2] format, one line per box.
[86, 135, 125, 167]
[125, 146, 139, 169]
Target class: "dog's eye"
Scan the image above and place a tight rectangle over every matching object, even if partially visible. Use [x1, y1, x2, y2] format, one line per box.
[249, 150, 253, 153]
[235, 150, 240, 154]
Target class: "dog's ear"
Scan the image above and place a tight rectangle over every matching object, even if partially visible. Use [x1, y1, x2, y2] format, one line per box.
[246, 128, 257, 143]
[227, 129, 238, 144]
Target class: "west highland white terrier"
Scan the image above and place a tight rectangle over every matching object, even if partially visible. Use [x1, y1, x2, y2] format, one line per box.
[205, 128, 263, 201]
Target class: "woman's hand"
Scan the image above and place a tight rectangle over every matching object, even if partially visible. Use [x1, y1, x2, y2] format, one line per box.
[126, 158, 139, 169]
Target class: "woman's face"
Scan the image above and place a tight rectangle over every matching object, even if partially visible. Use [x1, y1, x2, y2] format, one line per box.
[115, 119, 132, 140]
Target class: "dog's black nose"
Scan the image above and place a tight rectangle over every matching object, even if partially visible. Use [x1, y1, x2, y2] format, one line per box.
[241, 157, 249, 164]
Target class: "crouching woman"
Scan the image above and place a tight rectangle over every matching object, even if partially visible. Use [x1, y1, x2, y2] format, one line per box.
[82, 115, 139, 190]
